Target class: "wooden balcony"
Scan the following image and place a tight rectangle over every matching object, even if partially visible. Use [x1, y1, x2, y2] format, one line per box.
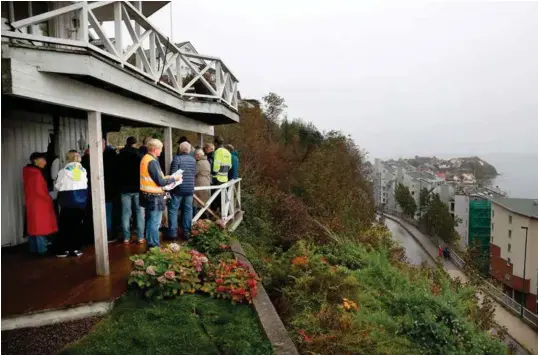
[1, 1, 239, 125]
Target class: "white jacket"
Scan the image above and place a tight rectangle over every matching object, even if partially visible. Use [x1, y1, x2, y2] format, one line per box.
[55, 162, 88, 192]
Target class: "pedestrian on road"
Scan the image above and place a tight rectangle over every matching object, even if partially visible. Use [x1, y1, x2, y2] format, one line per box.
[438, 245, 443, 258]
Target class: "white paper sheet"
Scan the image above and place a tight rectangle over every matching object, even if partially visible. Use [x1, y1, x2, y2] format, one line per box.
[163, 169, 183, 191]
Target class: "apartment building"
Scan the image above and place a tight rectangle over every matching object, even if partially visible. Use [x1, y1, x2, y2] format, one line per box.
[490, 198, 538, 313]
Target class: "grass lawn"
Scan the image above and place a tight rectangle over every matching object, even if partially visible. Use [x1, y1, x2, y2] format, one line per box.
[60, 292, 273, 355]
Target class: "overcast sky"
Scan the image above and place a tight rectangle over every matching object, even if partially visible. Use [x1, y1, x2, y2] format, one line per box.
[151, 1, 538, 159]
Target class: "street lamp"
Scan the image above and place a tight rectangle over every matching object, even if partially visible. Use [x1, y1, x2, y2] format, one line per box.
[520, 226, 529, 317]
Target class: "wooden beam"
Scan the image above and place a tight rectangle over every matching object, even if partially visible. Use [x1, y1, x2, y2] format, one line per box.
[88, 9, 118, 57]
[163, 126, 173, 174]
[114, 2, 122, 61]
[11, 2, 84, 30]
[134, 1, 142, 70]
[78, 1, 89, 43]
[197, 132, 203, 147]
[87, 111, 109, 276]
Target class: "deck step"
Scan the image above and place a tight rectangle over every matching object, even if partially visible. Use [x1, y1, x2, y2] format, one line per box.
[1, 302, 113, 331]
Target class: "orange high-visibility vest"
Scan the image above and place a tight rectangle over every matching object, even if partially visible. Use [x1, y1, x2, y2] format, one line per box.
[140, 154, 164, 194]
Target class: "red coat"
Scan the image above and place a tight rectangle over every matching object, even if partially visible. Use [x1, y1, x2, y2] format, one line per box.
[23, 165, 58, 236]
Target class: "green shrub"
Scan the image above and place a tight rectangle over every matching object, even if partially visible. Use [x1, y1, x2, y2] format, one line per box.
[189, 219, 230, 257]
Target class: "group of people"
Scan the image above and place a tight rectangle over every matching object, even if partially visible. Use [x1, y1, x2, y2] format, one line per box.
[22, 134, 239, 257]
[438, 245, 451, 260]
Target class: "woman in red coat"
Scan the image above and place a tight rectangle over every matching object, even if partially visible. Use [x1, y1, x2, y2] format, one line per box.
[23, 152, 58, 255]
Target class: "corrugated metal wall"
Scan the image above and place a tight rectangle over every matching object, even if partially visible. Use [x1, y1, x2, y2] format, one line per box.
[1, 111, 87, 247]
[59, 116, 88, 164]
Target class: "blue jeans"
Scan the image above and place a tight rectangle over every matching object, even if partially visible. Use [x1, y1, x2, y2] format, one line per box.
[28, 236, 48, 255]
[167, 194, 193, 239]
[121, 193, 145, 241]
[145, 209, 163, 247]
[105, 201, 113, 233]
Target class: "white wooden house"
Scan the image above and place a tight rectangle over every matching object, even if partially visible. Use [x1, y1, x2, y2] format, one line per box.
[1, 1, 241, 276]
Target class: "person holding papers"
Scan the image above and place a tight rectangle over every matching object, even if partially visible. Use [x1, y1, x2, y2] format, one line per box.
[168, 141, 197, 240]
[139, 139, 180, 248]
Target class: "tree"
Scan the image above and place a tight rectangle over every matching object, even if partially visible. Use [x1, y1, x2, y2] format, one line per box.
[420, 193, 458, 244]
[395, 183, 417, 218]
[262, 92, 287, 123]
[417, 187, 433, 218]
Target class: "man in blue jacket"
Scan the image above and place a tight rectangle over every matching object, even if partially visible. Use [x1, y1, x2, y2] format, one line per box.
[168, 141, 197, 240]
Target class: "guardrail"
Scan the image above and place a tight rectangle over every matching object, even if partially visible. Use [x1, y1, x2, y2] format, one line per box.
[1, 1, 239, 110]
[193, 179, 242, 228]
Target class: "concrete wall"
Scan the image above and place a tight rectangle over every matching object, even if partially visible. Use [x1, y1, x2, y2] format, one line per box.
[491, 202, 538, 310]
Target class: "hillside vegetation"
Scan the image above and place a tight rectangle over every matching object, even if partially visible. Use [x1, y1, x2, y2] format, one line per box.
[215, 94, 507, 354]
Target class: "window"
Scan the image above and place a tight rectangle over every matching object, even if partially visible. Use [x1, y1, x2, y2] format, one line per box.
[507, 257, 511, 264]
[509, 215, 512, 224]
[491, 223, 494, 231]
[507, 243, 511, 252]
[492, 209, 494, 218]
[508, 230, 512, 238]
[411, 191, 415, 196]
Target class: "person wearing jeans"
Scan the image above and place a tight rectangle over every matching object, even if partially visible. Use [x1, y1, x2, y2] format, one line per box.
[121, 193, 144, 242]
[118, 137, 145, 244]
[168, 195, 194, 240]
[168, 141, 197, 240]
[139, 139, 179, 248]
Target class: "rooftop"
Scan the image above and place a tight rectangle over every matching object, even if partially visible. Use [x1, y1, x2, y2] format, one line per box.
[490, 197, 538, 219]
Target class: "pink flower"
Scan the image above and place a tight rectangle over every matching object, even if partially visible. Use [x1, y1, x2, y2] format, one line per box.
[146, 266, 156, 275]
[164, 271, 175, 280]
[134, 259, 144, 267]
[157, 276, 166, 283]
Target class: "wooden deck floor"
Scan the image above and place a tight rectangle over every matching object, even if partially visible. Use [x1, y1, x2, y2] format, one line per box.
[1, 241, 147, 318]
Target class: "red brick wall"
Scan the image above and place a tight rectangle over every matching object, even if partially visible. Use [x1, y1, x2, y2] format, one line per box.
[490, 243, 535, 312]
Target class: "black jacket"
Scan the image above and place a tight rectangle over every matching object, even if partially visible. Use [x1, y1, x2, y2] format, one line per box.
[82, 147, 118, 201]
[118, 146, 142, 193]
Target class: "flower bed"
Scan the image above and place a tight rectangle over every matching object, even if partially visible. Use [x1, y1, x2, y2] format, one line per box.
[129, 225, 259, 304]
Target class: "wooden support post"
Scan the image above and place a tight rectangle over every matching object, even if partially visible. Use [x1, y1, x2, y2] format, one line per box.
[135, 1, 142, 70]
[114, 2, 122, 61]
[149, 31, 156, 78]
[27, 1, 33, 34]
[215, 61, 222, 99]
[197, 133, 203, 147]
[87, 111, 109, 276]
[163, 127, 173, 174]
[78, 1, 88, 43]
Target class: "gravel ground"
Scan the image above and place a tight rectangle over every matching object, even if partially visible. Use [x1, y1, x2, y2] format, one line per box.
[1, 316, 103, 355]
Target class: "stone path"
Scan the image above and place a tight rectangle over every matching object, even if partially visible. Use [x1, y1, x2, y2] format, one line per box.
[386, 214, 538, 355]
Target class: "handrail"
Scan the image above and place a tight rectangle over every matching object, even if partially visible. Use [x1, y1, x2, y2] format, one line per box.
[2, 1, 239, 110]
[193, 179, 242, 226]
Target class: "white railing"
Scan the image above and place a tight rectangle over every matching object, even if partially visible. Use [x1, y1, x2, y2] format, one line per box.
[446, 241, 537, 328]
[193, 179, 242, 227]
[2, 1, 239, 110]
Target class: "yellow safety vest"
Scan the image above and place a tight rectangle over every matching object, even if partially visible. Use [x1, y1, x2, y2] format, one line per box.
[212, 147, 232, 183]
[140, 154, 164, 194]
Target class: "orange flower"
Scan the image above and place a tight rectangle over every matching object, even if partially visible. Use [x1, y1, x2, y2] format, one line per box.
[342, 298, 359, 312]
[291, 256, 309, 266]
